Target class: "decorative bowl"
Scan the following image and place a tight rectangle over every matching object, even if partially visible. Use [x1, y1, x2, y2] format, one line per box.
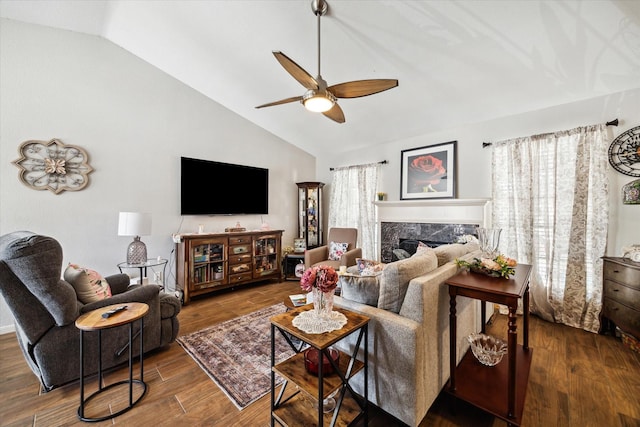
[467, 333, 507, 366]
[304, 347, 340, 376]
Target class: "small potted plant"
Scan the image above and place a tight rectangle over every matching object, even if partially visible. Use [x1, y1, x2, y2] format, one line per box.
[377, 192, 386, 201]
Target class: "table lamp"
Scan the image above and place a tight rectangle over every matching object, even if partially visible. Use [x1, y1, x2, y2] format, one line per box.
[118, 212, 152, 264]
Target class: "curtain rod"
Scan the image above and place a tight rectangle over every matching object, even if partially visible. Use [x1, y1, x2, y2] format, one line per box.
[330, 159, 388, 171]
[482, 118, 619, 148]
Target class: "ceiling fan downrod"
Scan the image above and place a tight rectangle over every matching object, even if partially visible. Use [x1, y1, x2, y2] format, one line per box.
[311, 0, 328, 79]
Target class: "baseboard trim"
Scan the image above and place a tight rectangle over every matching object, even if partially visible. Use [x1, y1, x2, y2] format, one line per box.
[0, 324, 16, 335]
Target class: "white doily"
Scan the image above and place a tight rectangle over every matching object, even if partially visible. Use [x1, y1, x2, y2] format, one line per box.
[292, 310, 347, 334]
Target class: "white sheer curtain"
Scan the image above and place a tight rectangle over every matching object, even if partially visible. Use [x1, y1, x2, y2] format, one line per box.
[491, 124, 610, 333]
[328, 163, 380, 259]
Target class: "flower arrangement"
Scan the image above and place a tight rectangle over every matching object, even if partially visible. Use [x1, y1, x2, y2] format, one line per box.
[455, 254, 517, 279]
[282, 245, 294, 255]
[300, 265, 339, 293]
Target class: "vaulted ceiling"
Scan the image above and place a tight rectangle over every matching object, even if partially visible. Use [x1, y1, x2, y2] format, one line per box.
[2, 0, 639, 157]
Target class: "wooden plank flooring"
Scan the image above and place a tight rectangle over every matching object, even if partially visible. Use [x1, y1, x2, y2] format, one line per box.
[1, 280, 639, 426]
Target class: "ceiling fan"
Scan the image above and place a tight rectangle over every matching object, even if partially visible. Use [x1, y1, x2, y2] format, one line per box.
[255, 0, 398, 123]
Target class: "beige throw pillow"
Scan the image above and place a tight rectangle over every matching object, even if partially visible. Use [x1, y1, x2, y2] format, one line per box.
[64, 263, 112, 304]
[434, 243, 479, 266]
[377, 250, 438, 313]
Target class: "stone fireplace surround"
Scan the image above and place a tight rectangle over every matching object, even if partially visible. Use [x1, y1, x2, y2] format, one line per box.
[375, 199, 491, 263]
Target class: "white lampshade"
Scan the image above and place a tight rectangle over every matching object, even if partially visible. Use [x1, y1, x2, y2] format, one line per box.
[118, 212, 152, 237]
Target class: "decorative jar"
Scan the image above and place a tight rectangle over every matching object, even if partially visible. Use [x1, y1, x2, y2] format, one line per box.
[303, 347, 340, 375]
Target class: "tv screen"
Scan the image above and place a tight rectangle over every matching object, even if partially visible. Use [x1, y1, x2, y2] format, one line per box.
[181, 157, 269, 215]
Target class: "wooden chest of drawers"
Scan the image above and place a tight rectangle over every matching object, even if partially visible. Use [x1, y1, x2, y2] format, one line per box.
[601, 257, 640, 340]
[228, 235, 253, 284]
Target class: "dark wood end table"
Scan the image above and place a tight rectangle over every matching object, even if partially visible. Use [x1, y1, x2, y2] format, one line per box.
[445, 264, 533, 427]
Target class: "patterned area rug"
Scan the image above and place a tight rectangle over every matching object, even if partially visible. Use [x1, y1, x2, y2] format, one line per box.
[177, 303, 295, 410]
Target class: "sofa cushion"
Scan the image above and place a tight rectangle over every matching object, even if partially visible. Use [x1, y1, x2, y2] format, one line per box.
[378, 250, 438, 313]
[433, 242, 479, 266]
[328, 241, 349, 261]
[64, 263, 112, 304]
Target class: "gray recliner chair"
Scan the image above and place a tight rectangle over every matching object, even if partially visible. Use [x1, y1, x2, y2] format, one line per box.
[0, 231, 181, 391]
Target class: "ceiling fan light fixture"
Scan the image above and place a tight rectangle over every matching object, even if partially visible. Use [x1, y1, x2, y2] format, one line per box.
[302, 89, 336, 112]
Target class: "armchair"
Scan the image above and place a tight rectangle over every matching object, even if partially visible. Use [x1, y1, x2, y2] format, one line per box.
[0, 231, 181, 391]
[304, 227, 362, 269]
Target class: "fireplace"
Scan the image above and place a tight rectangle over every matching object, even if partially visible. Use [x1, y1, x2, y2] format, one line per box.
[375, 199, 491, 262]
[381, 222, 478, 262]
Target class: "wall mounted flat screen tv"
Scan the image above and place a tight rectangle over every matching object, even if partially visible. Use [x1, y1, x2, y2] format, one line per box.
[181, 157, 269, 215]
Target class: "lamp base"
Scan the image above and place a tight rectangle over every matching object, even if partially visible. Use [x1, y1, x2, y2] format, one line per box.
[127, 236, 147, 265]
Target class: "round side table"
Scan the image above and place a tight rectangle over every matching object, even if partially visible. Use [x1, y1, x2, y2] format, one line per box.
[75, 302, 149, 422]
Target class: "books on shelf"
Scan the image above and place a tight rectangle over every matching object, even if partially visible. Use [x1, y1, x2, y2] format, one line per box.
[289, 294, 307, 307]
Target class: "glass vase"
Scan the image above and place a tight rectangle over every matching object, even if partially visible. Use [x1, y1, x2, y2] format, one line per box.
[312, 287, 335, 318]
[477, 227, 502, 259]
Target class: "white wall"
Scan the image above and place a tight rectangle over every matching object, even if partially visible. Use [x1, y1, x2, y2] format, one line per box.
[317, 89, 640, 259]
[0, 20, 316, 333]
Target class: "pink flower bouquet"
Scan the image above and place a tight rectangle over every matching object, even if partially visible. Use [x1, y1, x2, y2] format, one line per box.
[300, 265, 338, 293]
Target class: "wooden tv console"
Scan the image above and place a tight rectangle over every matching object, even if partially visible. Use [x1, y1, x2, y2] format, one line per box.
[175, 230, 283, 304]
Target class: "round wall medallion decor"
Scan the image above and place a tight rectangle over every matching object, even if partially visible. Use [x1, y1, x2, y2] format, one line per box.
[12, 139, 93, 194]
[608, 125, 640, 177]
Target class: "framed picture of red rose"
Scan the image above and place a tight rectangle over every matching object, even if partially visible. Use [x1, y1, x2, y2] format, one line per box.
[400, 141, 456, 200]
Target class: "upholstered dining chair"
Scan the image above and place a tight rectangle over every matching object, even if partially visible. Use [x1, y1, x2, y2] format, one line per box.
[304, 227, 362, 269]
[0, 231, 181, 391]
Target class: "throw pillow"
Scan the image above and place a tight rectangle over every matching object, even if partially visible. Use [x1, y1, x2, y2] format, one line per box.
[328, 241, 349, 261]
[377, 250, 438, 313]
[356, 258, 384, 276]
[392, 248, 411, 260]
[433, 242, 479, 267]
[339, 273, 380, 306]
[64, 263, 112, 304]
[415, 241, 432, 254]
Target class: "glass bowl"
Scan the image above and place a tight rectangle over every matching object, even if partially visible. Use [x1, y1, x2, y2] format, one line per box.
[467, 333, 507, 366]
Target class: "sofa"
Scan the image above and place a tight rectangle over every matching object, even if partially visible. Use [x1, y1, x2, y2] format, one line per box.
[333, 242, 482, 427]
[0, 231, 182, 391]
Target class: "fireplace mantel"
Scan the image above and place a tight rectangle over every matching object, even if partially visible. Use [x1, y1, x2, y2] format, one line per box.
[375, 198, 490, 208]
[375, 198, 492, 226]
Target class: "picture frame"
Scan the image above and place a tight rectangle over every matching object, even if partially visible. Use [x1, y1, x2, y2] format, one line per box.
[400, 141, 456, 200]
[294, 238, 306, 253]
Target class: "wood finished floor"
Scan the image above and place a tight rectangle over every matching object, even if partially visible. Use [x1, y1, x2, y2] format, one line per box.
[1, 280, 639, 426]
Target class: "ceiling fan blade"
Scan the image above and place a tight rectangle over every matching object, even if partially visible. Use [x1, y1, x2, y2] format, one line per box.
[255, 95, 303, 109]
[328, 79, 398, 98]
[272, 51, 318, 90]
[322, 103, 345, 123]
